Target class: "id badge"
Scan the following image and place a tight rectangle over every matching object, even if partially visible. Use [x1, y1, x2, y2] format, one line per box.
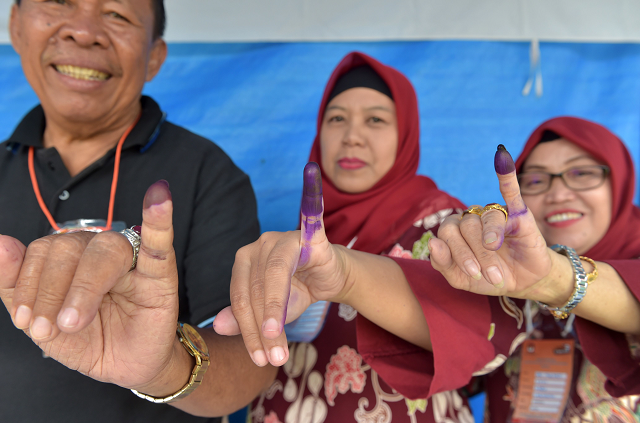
[50, 219, 127, 235]
[512, 339, 575, 423]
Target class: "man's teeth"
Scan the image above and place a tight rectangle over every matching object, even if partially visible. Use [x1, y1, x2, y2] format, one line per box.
[55, 65, 110, 81]
[547, 212, 582, 223]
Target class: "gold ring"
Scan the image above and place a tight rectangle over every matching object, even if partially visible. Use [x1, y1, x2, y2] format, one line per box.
[461, 205, 484, 219]
[482, 203, 508, 222]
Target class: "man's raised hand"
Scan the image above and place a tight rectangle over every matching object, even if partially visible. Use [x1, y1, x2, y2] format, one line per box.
[0, 181, 183, 392]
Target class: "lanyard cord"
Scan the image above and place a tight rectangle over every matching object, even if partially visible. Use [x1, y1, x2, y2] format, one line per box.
[28, 116, 140, 232]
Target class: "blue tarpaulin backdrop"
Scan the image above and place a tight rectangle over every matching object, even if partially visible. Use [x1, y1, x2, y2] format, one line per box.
[1, 40, 639, 233]
[2, 39, 640, 423]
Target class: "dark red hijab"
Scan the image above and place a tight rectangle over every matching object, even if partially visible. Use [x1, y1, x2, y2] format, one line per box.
[308, 52, 462, 254]
[515, 116, 640, 260]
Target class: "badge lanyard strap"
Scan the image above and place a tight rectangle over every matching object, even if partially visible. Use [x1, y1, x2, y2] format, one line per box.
[28, 116, 140, 232]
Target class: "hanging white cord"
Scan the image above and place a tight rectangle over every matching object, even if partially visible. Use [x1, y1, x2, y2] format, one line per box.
[561, 314, 576, 338]
[522, 39, 543, 97]
[524, 300, 534, 336]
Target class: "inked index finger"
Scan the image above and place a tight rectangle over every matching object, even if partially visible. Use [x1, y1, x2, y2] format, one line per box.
[494, 145, 528, 217]
[299, 162, 326, 268]
[260, 162, 325, 339]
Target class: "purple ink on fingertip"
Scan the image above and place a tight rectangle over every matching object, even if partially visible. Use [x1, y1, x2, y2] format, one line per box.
[494, 145, 516, 175]
[143, 180, 171, 209]
[301, 162, 323, 217]
[299, 163, 324, 267]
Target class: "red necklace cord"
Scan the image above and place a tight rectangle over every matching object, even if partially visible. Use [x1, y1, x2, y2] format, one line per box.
[28, 115, 140, 232]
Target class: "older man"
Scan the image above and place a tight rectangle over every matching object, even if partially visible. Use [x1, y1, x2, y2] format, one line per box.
[0, 1, 278, 422]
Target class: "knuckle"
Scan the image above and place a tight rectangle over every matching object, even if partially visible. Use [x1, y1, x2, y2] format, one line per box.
[459, 215, 481, 232]
[50, 235, 87, 257]
[265, 255, 291, 275]
[450, 247, 471, 263]
[242, 332, 265, 351]
[249, 282, 265, 301]
[482, 210, 505, 224]
[235, 246, 251, 262]
[91, 233, 130, 257]
[26, 238, 53, 258]
[264, 297, 286, 314]
[143, 219, 172, 232]
[230, 291, 252, 314]
[258, 232, 278, 245]
[35, 284, 68, 304]
[475, 249, 493, 262]
[13, 285, 38, 305]
[68, 282, 103, 301]
[437, 221, 457, 238]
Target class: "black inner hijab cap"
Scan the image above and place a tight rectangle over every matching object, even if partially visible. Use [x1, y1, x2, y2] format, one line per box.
[327, 65, 394, 104]
[539, 130, 562, 143]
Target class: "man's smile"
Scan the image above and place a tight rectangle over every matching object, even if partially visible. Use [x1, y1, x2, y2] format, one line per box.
[54, 64, 111, 81]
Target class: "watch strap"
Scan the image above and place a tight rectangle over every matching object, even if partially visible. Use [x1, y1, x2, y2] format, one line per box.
[131, 323, 210, 403]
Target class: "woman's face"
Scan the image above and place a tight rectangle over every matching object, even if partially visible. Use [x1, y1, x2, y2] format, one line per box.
[521, 138, 612, 255]
[320, 87, 398, 193]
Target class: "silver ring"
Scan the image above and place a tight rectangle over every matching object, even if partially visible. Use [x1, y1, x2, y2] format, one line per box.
[120, 226, 141, 271]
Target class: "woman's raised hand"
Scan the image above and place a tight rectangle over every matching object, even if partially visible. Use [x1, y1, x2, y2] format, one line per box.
[430, 145, 563, 301]
[214, 163, 351, 367]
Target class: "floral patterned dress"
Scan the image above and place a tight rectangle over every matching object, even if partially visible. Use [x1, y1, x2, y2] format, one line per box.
[250, 207, 474, 423]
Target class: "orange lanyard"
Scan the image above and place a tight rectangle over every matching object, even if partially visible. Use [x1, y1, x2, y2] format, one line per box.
[28, 117, 140, 232]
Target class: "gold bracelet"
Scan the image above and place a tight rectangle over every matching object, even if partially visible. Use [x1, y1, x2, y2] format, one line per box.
[579, 256, 598, 284]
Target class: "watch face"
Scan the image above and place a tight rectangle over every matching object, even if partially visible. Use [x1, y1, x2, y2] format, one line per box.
[181, 324, 209, 356]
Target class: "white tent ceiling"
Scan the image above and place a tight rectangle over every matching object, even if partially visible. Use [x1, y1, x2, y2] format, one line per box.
[1, 0, 640, 43]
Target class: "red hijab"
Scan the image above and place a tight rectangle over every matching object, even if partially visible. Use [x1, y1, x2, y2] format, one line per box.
[515, 116, 640, 260]
[308, 52, 461, 254]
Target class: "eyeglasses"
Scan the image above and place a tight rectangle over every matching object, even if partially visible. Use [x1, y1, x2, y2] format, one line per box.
[517, 165, 610, 195]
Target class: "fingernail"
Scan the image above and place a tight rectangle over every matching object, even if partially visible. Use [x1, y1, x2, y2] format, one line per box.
[487, 266, 504, 287]
[251, 350, 268, 367]
[14, 305, 32, 329]
[58, 308, 79, 329]
[494, 145, 515, 175]
[270, 346, 285, 364]
[30, 316, 52, 340]
[484, 232, 498, 244]
[301, 162, 323, 217]
[427, 238, 437, 254]
[262, 318, 280, 336]
[464, 259, 482, 280]
[143, 180, 171, 209]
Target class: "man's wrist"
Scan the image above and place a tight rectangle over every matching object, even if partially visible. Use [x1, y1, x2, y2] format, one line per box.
[130, 331, 195, 398]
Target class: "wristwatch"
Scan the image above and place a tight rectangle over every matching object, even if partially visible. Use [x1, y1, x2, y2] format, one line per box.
[131, 322, 210, 403]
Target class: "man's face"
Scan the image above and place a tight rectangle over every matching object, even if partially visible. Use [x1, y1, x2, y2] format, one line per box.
[10, 0, 166, 127]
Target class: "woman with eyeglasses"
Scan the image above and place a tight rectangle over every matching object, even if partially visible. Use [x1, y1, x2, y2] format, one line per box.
[425, 116, 640, 421]
[504, 117, 640, 420]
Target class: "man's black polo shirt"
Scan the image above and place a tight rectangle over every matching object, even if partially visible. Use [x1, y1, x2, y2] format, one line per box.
[0, 96, 260, 423]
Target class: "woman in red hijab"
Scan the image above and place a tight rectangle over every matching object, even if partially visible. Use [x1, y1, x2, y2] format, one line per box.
[407, 116, 640, 421]
[247, 52, 470, 422]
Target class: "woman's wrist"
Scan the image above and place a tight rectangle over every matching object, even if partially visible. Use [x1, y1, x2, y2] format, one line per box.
[526, 249, 575, 307]
[327, 244, 358, 305]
